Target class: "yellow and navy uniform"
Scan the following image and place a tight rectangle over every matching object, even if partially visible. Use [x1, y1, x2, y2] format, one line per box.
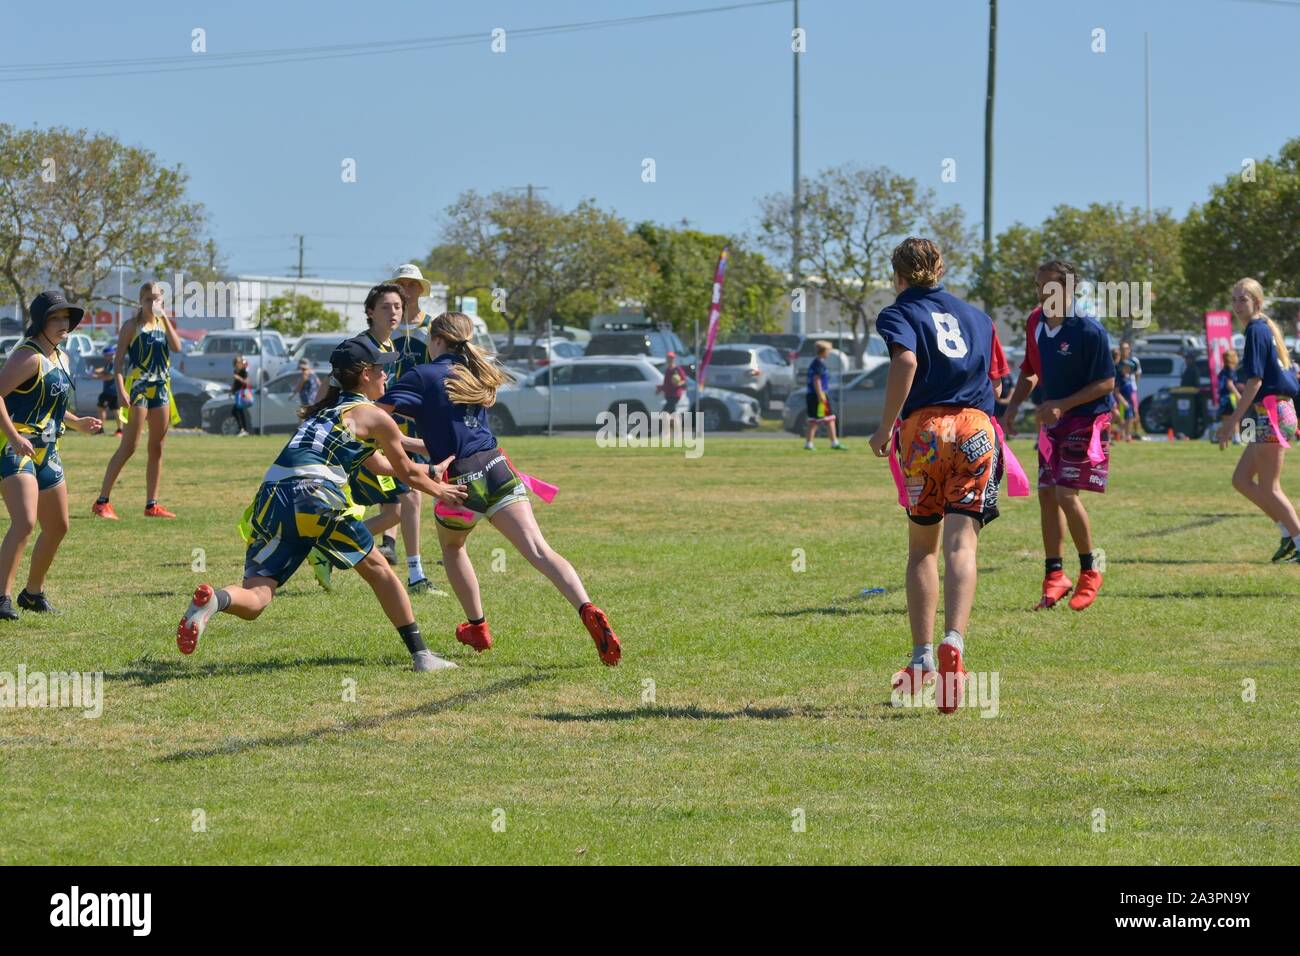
[242, 392, 383, 585]
[0, 339, 73, 490]
[347, 331, 409, 502]
[391, 313, 432, 464]
[125, 320, 173, 409]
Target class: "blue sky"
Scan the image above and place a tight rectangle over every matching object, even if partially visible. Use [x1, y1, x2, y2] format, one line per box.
[3, 0, 1296, 281]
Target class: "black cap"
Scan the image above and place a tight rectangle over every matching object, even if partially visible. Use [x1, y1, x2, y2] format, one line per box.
[330, 334, 400, 372]
[28, 290, 86, 336]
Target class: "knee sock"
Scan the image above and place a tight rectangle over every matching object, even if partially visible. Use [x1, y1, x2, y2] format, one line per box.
[397, 622, 427, 654]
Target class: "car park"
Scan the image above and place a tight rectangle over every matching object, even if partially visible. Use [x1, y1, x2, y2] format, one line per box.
[792, 331, 889, 381]
[178, 329, 292, 384]
[783, 369, 888, 436]
[490, 356, 759, 433]
[585, 328, 696, 371]
[700, 344, 794, 410]
[72, 352, 224, 428]
[201, 365, 330, 435]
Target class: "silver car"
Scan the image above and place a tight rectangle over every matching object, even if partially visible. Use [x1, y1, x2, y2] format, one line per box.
[792, 331, 889, 382]
[491, 357, 760, 433]
[201, 365, 329, 434]
[701, 344, 795, 411]
[782, 370, 888, 436]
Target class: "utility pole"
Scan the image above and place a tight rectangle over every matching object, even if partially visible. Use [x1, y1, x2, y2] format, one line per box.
[297, 234, 305, 279]
[791, 0, 804, 337]
[983, 0, 997, 275]
[1144, 32, 1152, 217]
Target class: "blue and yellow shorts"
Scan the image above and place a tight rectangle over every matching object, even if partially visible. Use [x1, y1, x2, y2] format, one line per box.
[348, 466, 409, 506]
[242, 478, 373, 586]
[129, 376, 171, 409]
[0, 440, 65, 491]
[434, 447, 528, 532]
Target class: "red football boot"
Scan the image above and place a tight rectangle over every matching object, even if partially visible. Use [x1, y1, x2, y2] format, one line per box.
[1036, 570, 1073, 610]
[145, 503, 177, 518]
[91, 500, 119, 520]
[456, 620, 493, 653]
[177, 584, 216, 655]
[935, 642, 966, 715]
[1068, 569, 1103, 610]
[579, 603, 621, 666]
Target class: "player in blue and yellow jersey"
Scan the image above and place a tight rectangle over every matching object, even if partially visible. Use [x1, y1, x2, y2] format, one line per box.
[176, 335, 469, 672]
[0, 291, 103, 620]
[304, 284, 421, 592]
[387, 264, 443, 595]
[870, 238, 1009, 713]
[378, 311, 622, 667]
[92, 281, 183, 520]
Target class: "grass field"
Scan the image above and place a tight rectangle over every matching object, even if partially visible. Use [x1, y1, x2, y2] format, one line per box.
[1, 429, 1297, 865]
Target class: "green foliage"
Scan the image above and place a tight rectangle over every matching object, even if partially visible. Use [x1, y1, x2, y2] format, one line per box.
[634, 222, 785, 337]
[0, 124, 216, 317]
[758, 163, 976, 357]
[255, 294, 343, 335]
[1182, 138, 1300, 311]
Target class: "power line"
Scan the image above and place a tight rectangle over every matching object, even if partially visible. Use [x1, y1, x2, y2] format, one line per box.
[0, 1, 790, 84]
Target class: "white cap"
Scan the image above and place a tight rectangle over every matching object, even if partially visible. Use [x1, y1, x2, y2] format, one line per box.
[388, 263, 431, 297]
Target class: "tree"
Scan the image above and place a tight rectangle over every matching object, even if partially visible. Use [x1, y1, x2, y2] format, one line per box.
[1182, 138, 1300, 310]
[633, 222, 784, 338]
[0, 124, 215, 319]
[430, 191, 652, 346]
[255, 294, 343, 336]
[972, 202, 1192, 337]
[758, 163, 977, 363]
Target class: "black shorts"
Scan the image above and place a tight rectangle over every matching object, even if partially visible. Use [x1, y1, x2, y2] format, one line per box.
[97, 389, 119, 410]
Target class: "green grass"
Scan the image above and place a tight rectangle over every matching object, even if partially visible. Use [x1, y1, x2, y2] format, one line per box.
[0, 430, 1297, 864]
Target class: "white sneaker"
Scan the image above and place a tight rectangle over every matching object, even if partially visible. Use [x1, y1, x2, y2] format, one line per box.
[412, 650, 458, 672]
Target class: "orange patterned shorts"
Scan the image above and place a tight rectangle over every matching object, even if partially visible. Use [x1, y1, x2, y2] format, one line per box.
[897, 405, 1001, 526]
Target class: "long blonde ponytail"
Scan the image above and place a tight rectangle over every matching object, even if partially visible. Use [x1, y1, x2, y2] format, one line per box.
[1235, 278, 1290, 369]
[428, 311, 512, 407]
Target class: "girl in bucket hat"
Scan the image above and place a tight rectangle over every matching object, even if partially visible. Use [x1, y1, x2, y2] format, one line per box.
[0, 291, 103, 620]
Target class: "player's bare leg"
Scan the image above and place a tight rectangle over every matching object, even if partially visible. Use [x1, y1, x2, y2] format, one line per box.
[894, 519, 941, 695]
[1037, 486, 1073, 609]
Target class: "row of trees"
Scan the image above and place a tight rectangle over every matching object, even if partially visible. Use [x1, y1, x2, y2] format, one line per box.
[4, 124, 1297, 345]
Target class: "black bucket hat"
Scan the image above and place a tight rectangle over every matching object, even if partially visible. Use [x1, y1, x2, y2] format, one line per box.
[27, 290, 86, 337]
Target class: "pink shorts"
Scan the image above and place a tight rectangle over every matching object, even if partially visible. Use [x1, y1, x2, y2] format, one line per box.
[1037, 414, 1110, 493]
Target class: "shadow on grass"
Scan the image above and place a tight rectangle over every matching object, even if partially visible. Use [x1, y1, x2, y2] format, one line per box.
[539, 703, 827, 722]
[1134, 514, 1249, 538]
[759, 606, 904, 618]
[160, 672, 551, 762]
[1104, 590, 1279, 600]
[105, 655, 373, 687]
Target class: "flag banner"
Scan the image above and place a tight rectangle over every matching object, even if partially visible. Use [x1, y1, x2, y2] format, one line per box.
[1205, 310, 1233, 406]
[695, 246, 730, 388]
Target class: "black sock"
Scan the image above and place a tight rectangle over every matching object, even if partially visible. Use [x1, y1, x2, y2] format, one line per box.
[146, 499, 157, 509]
[382, 534, 395, 546]
[468, 616, 485, 625]
[1045, 557, 1063, 575]
[398, 622, 427, 654]
[1079, 552, 1094, 572]
[96, 496, 109, 505]
[214, 588, 231, 612]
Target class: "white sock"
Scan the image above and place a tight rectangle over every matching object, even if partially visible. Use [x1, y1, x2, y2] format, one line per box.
[910, 642, 935, 669]
[407, 555, 424, 583]
[1291, 535, 1300, 551]
[1278, 522, 1289, 536]
[804, 441, 814, 449]
[941, 630, 964, 654]
[831, 439, 841, 447]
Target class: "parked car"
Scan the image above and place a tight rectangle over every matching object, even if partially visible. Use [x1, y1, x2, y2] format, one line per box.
[491, 357, 759, 433]
[585, 329, 696, 371]
[1136, 333, 1205, 352]
[498, 337, 587, 371]
[793, 331, 889, 382]
[1132, 350, 1211, 432]
[726, 332, 803, 363]
[179, 330, 292, 384]
[700, 344, 795, 410]
[783, 370, 889, 436]
[201, 365, 330, 435]
[73, 353, 225, 428]
[289, 332, 350, 366]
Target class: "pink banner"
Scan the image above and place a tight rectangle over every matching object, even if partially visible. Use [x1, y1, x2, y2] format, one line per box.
[1205, 310, 1233, 407]
[695, 247, 730, 388]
